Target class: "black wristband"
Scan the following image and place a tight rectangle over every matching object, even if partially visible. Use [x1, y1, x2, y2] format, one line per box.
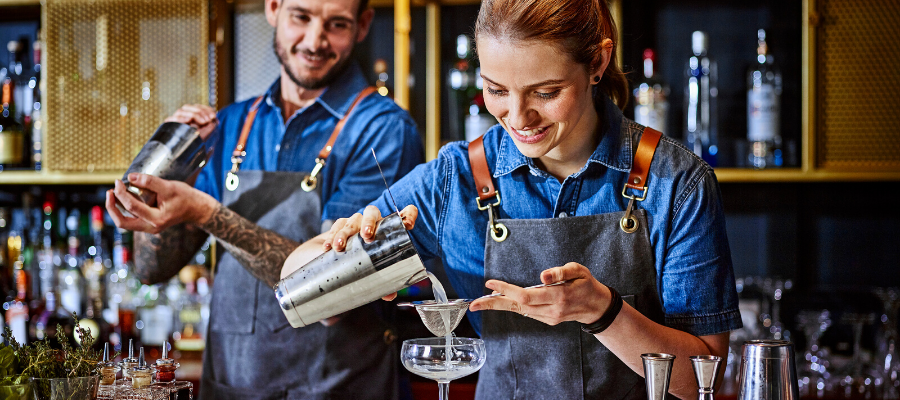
[581, 286, 623, 335]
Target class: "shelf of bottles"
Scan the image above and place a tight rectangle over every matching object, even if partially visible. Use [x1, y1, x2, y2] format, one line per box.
[0, 191, 212, 382]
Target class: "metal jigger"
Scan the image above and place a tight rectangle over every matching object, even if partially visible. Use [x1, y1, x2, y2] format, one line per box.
[691, 355, 722, 400]
[642, 353, 676, 400]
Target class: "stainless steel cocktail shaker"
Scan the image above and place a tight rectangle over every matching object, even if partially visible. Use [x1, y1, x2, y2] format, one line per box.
[738, 340, 800, 400]
[275, 213, 429, 328]
[121, 121, 209, 206]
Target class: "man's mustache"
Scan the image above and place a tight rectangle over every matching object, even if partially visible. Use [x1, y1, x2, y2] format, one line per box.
[291, 47, 336, 60]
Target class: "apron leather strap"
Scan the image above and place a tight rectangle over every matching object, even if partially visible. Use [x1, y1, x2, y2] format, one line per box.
[623, 127, 662, 201]
[468, 136, 496, 201]
[318, 86, 379, 160]
[233, 96, 265, 158]
[227, 87, 378, 192]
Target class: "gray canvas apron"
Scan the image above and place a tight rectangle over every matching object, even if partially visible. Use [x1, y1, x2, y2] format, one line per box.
[201, 88, 398, 400]
[469, 129, 672, 400]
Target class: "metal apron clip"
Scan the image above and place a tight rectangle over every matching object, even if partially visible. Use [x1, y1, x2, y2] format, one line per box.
[226, 152, 245, 192]
[477, 190, 508, 242]
[620, 181, 646, 234]
[301, 158, 325, 192]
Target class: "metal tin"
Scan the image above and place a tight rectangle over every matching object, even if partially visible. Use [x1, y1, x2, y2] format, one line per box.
[275, 212, 428, 328]
[738, 340, 799, 400]
[642, 353, 676, 400]
[120, 122, 208, 206]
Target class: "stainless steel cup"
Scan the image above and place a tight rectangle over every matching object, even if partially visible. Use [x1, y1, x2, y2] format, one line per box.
[691, 355, 722, 400]
[738, 340, 800, 400]
[121, 121, 208, 206]
[642, 353, 676, 400]
[275, 213, 429, 328]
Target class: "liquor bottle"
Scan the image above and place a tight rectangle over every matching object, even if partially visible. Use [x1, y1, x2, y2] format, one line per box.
[81, 206, 110, 345]
[684, 31, 718, 166]
[633, 49, 670, 134]
[747, 29, 783, 169]
[37, 196, 63, 304]
[447, 34, 478, 142]
[1, 45, 25, 170]
[59, 210, 85, 318]
[107, 228, 140, 350]
[29, 37, 41, 170]
[3, 209, 29, 343]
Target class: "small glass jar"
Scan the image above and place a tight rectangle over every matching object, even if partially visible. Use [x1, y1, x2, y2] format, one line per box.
[153, 358, 179, 383]
[131, 365, 152, 389]
[120, 357, 138, 381]
[99, 363, 119, 385]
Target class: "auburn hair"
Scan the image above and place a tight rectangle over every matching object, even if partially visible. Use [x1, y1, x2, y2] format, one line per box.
[474, 0, 629, 110]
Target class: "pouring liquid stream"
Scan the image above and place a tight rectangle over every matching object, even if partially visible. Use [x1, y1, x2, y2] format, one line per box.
[425, 271, 454, 370]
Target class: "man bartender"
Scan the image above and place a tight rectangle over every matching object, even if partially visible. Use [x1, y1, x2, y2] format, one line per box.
[105, 0, 424, 398]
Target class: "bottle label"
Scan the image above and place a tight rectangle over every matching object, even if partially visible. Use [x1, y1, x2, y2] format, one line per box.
[635, 104, 668, 134]
[748, 84, 779, 142]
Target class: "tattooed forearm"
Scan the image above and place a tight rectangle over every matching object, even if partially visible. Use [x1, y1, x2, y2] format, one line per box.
[199, 203, 300, 288]
[134, 225, 208, 284]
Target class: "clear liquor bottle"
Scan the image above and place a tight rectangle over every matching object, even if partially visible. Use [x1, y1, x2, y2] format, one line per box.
[747, 29, 783, 169]
[684, 31, 718, 166]
[634, 48, 670, 134]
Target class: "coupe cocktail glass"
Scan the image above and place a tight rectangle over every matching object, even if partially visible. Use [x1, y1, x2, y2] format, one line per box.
[401, 337, 486, 400]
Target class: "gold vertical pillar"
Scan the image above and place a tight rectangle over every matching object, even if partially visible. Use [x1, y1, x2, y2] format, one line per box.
[801, 0, 815, 172]
[609, 0, 623, 69]
[393, 0, 410, 110]
[425, 2, 440, 160]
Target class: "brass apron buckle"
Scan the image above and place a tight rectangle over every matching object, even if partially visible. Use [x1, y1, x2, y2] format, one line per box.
[620, 184, 647, 234]
[301, 158, 326, 192]
[476, 191, 508, 242]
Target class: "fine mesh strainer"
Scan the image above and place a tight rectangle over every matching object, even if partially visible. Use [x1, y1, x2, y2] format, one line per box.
[398, 299, 473, 337]
[398, 281, 570, 336]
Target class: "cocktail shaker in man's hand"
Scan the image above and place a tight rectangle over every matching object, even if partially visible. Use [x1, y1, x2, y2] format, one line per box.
[119, 121, 210, 209]
[276, 213, 429, 328]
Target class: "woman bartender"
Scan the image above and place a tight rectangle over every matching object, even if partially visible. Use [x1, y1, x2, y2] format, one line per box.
[285, 0, 742, 397]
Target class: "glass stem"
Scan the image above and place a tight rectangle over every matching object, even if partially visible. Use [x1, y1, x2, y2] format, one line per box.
[438, 382, 450, 400]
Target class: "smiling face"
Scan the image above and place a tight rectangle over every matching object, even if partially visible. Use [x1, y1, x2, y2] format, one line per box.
[268, 0, 372, 90]
[478, 37, 604, 176]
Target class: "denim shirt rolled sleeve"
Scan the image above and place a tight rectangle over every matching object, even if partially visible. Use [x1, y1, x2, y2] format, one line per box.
[194, 63, 424, 226]
[369, 95, 741, 337]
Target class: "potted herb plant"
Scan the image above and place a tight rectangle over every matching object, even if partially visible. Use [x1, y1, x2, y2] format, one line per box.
[2, 316, 102, 400]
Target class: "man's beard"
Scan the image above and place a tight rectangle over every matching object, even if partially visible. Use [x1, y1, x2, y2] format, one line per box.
[274, 33, 352, 90]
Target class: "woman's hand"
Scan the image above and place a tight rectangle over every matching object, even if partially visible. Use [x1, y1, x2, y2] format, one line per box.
[322, 204, 419, 251]
[106, 173, 218, 234]
[165, 104, 219, 140]
[468, 262, 613, 325]
[321, 204, 418, 301]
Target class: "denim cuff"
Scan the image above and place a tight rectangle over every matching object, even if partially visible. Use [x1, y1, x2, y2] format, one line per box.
[665, 308, 743, 337]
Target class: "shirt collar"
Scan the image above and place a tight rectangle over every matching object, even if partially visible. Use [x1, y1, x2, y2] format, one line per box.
[262, 63, 369, 119]
[493, 94, 633, 178]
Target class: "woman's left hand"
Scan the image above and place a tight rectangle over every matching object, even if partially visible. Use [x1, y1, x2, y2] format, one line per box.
[468, 262, 613, 326]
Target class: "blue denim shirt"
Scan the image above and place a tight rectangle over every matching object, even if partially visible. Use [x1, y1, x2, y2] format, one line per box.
[370, 95, 742, 336]
[195, 63, 424, 223]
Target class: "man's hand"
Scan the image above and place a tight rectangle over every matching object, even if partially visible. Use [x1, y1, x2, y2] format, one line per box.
[106, 173, 219, 234]
[165, 104, 219, 140]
